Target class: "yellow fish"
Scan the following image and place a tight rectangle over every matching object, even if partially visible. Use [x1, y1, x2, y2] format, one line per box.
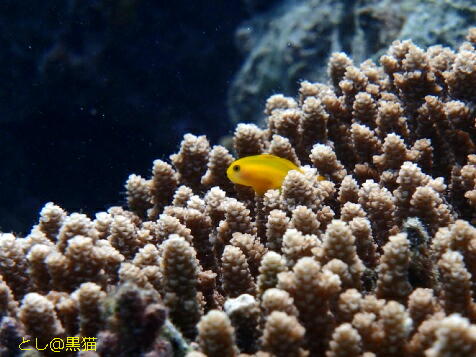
[226, 154, 324, 195]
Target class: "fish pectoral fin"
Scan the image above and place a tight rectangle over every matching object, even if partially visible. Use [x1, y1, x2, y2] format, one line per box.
[255, 188, 267, 196]
[254, 185, 270, 196]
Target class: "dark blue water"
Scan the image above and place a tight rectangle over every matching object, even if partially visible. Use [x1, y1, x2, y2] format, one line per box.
[0, 1, 248, 233]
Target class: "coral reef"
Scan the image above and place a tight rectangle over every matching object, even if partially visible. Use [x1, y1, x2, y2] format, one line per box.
[2, 27, 476, 356]
[229, 0, 476, 124]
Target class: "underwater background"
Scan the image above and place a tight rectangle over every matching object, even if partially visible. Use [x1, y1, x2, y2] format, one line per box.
[0, 0, 474, 233]
[2, 1, 476, 356]
[0, 0, 248, 233]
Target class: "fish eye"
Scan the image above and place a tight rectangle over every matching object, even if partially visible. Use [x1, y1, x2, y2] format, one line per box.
[233, 165, 240, 172]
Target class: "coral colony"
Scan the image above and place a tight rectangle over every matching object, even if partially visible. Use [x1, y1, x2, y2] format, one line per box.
[2, 28, 476, 357]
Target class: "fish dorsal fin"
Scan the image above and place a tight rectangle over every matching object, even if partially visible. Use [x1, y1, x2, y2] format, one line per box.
[260, 154, 275, 159]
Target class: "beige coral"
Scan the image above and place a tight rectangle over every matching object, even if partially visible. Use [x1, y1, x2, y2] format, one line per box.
[2, 25, 476, 357]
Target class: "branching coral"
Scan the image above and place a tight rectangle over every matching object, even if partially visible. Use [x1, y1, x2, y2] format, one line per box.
[1, 27, 476, 357]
